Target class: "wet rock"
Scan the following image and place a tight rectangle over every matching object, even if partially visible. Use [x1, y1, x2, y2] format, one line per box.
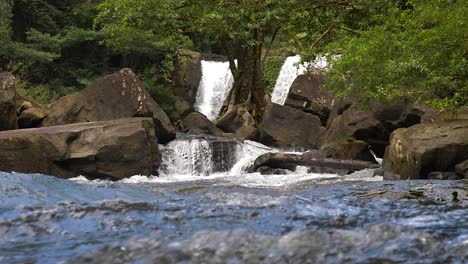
[0, 117, 161, 180]
[259, 103, 322, 149]
[249, 152, 379, 174]
[383, 120, 468, 179]
[18, 107, 46, 128]
[0, 72, 17, 131]
[215, 105, 257, 139]
[284, 71, 335, 125]
[42, 69, 175, 143]
[320, 139, 377, 163]
[178, 112, 226, 137]
[257, 166, 291, 175]
[455, 160, 468, 179]
[324, 99, 436, 156]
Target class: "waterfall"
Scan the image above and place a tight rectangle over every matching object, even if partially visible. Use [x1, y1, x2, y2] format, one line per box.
[159, 135, 310, 177]
[159, 135, 240, 176]
[159, 135, 275, 176]
[270, 55, 328, 105]
[194, 60, 234, 120]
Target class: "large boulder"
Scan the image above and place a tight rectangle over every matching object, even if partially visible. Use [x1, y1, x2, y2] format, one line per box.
[0, 118, 161, 180]
[174, 49, 226, 105]
[320, 139, 377, 163]
[324, 100, 436, 156]
[382, 120, 468, 179]
[215, 105, 257, 140]
[0, 72, 17, 131]
[284, 71, 335, 125]
[178, 112, 226, 137]
[42, 69, 175, 143]
[259, 103, 322, 149]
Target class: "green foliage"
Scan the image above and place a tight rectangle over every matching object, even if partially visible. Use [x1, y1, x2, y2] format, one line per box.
[262, 56, 286, 95]
[95, 0, 192, 56]
[0, 0, 13, 42]
[323, 0, 467, 109]
[16, 79, 60, 105]
[140, 62, 176, 114]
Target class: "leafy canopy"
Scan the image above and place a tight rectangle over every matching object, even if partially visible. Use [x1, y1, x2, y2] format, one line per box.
[322, 0, 467, 108]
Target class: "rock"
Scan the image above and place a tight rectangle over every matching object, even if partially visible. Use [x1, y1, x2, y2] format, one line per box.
[324, 100, 437, 156]
[0, 118, 160, 180]
[284, 71, 335, 125]
[0, 72, 17, 131]
[215, 105, 257, 139]
[18, 107, 46, 128]
[427, 171, 462, 180]
[257, 166, 290, 175]
[178, 112, 226, 137]
[436, 106, 468, 122]
[42, 69, 175, 143]
[174, 49, 226, 104]
[249, 152, 379, 175]
[383, 120, 468, 179]
[259, 103, 322, 149]
[15, 93, 44, 113]
[320, 139, 377, 163]
[455, 160, 468, 179]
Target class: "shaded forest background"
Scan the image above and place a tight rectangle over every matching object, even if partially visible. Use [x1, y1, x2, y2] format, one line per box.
[0, 0, 466, 113]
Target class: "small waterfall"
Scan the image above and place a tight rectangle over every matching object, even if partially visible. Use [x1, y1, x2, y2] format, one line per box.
[271, 55, 308, 105]
[194, 60, 234, 120]
[159, 135, 240, 176]
[270, 55, 328, 105]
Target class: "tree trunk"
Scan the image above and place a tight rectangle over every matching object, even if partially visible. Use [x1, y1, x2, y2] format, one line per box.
[219, 31, 266, 122]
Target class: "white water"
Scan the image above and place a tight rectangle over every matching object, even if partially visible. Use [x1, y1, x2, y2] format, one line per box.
[271, 55, 328, 105]
[194, 60, 234, 120]
[116, 136, 382, 186]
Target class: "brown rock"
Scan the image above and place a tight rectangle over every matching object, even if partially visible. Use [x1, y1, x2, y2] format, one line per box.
[455, 160, 468, 179]
[178, 112, 226, 137]
[215, 105, 257, 140]
[18, 107, 46, 128]
[324, 100, 436, 156]
[259, 103, 322, 149]
[284, 71, 335, 125]
[0, 118, 161, 180]
[320, 139, 377, 163]
[0, 72, 17, 131]
[42, 69, 175, 143]
[382, 120, 468, 179]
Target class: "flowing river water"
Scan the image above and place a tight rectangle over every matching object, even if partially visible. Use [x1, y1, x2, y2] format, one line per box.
[0, 136, 467, 263]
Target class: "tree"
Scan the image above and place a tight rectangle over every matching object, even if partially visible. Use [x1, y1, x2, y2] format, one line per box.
[321, 0, 467, 109]
[185, 0, 387, 119]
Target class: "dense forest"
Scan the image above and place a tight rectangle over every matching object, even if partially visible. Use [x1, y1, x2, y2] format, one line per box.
[0, 0, 466, 113]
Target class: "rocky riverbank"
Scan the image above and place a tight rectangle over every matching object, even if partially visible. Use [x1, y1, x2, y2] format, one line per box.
[1, 52, 467, 180]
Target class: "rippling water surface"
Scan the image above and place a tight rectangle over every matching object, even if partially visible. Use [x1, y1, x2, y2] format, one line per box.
[0, 171, 467, 263]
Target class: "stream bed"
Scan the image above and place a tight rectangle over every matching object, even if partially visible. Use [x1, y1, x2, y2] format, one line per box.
[0, 171, 467, 263]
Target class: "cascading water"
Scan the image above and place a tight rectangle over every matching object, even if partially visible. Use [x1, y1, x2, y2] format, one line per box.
[194, 60, 234, 120]
[159, 135, 240, 176]
[271, 55, 328, 105]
